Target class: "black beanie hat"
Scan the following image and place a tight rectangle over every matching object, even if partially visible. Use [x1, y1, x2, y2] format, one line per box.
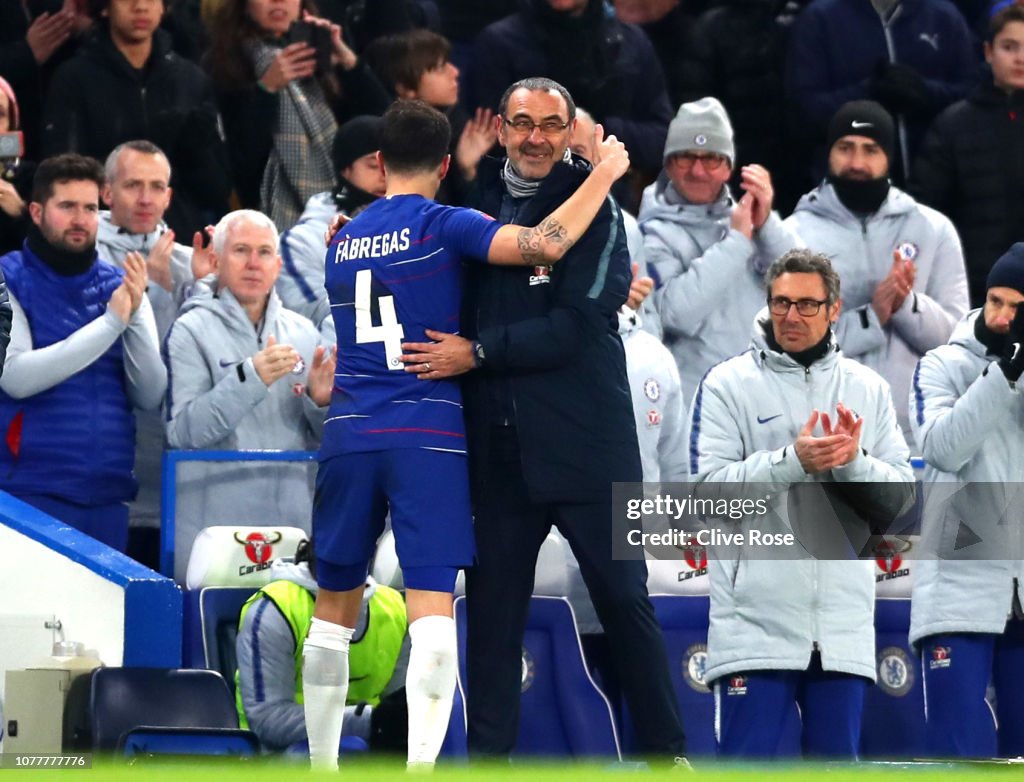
[987, 243, 1024, 294]
[826, 100, 895, 162]
[332, 115, 384, 173]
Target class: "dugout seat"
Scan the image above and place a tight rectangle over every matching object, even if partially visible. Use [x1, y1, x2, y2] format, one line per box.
[89, 667, 259, 756]
[198, 587, 257, 691]
[860, 597, 926, 758]
[454, 595, 621, 757]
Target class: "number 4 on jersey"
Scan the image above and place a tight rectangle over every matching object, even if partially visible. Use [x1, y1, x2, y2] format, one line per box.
[355, 268, 406, 370]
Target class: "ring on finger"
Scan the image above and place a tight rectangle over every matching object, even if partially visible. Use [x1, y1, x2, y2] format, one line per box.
[424, 362, 432, 371]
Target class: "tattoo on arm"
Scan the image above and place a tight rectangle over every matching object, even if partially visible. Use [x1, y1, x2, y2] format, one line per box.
[517, 218, 574, 265]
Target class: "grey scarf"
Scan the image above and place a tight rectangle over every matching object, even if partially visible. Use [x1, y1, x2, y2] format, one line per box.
[501, 148, 572, 199]
[250, 40, 337, 231]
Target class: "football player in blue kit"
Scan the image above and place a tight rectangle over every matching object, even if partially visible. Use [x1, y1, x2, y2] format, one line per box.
[302, 99, 630, 770]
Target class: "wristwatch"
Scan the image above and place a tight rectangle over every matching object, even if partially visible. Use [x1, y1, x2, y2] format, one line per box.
[472, 341, 486, 369]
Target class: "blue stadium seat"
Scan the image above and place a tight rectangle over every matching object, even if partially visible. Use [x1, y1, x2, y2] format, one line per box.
[861, 597, 926, 758]
[198, 587, 258, 690]
[89, 667, 259, 756]
[642, 595, 716, 756]
[643, 594, 801, 757]
[453, 595, 621, 758]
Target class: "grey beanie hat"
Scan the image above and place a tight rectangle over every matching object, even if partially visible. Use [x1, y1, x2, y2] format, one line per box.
[663, 97, 735, 164]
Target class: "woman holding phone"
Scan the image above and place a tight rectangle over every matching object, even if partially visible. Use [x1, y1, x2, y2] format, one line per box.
[206, 0, 391, 230]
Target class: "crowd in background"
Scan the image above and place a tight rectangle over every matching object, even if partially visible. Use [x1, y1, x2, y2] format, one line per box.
[3, 0, 1024, 764]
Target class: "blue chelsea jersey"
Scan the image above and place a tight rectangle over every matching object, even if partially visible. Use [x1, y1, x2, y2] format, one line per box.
[320, 194, 501, 456]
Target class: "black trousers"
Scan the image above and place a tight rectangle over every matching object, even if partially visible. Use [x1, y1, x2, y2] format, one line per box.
[464, 427, 686, 758]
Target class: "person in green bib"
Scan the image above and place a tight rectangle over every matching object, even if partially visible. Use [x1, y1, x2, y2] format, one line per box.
[235, 539, 408, 752]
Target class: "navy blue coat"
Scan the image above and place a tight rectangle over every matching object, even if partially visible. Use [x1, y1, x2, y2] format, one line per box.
[461, 155, 642, 503]
[786, 0, 977, 182]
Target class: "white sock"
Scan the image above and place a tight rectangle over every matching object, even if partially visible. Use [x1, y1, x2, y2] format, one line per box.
[405, 615, 458, 767]
[302, 617, 354, 771]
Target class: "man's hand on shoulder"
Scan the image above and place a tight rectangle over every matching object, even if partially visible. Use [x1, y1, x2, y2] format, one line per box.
[401, 329, 475, 379]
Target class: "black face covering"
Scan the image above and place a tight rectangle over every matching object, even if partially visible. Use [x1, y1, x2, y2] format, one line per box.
[26, 222, 95, 277]
[827, 174, 891, 214]
[975, 311, 1009, 358]
[763, 321, 834, 368]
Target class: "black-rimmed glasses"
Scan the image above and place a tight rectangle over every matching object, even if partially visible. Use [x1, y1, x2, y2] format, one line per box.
[503, 117, 571, 136]
[768, 297, 829, 316]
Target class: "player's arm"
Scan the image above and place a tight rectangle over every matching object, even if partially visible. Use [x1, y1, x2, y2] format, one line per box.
[486, 131, 630, 266]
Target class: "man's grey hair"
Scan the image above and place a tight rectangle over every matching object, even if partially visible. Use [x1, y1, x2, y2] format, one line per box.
[212, 209, 279, 256]
[764, 249, 841, 306]
[497, 77, 576, 122]
[103, 140, 171, 183]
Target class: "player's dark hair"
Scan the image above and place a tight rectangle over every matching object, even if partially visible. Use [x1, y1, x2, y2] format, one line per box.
[765, 248, 841, 307]
[989, 5, 1024, 41]
[364, 29, 452, 95]
[32, 153, 105, 204]
[379, 99, 451, 175]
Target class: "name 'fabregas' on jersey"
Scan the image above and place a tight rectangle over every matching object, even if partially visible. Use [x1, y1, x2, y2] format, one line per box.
[333, 228, 412, 262]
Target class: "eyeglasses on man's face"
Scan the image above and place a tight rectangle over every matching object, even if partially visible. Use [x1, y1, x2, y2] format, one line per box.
[767, 297, 829, 317]
[669, 152, 729, 172]
[503, 117, 571, 136]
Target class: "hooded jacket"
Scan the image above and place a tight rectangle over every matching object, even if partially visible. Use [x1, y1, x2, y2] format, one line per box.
[687, 313, 914, 683]
[639, 173, 801, 404]
[277, 181, 376, 331]
[164, 281, 328, 574]
[42, 24, 230, 236]
[909, 81, 1024, 305]
[785, 181, 969, 443]
[909, 310, 1024, 644]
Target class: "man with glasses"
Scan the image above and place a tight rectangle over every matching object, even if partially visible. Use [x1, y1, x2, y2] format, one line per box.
[400, 76, 688, 764]
[638, 96, 800, 406]
[687, 249, 914, 758]
[784, 100, 968, 446]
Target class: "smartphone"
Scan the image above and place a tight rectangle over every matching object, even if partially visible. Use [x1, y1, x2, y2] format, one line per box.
[0, 132, 24, 159]
[285, 20, 333, 76]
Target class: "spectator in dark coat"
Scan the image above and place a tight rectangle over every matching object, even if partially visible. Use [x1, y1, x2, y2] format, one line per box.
[673, 0, 802, 212]
[786, 0, 978, 190]
[470, 0, 673, 180]
[612, 0, 701, 111]
[41, 0, 230, 238]
[910, 5, 1024, 305]
[0, 1, 92, 160]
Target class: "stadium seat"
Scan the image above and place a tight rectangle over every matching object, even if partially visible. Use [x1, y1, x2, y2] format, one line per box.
[89, 667, 259, 756]
[186, 525, 307, 589]
[454, 595, 621, 758]
[638, 595, 715, 755]
[860, 597, 926, 758]
[198, 587, 258, 690]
